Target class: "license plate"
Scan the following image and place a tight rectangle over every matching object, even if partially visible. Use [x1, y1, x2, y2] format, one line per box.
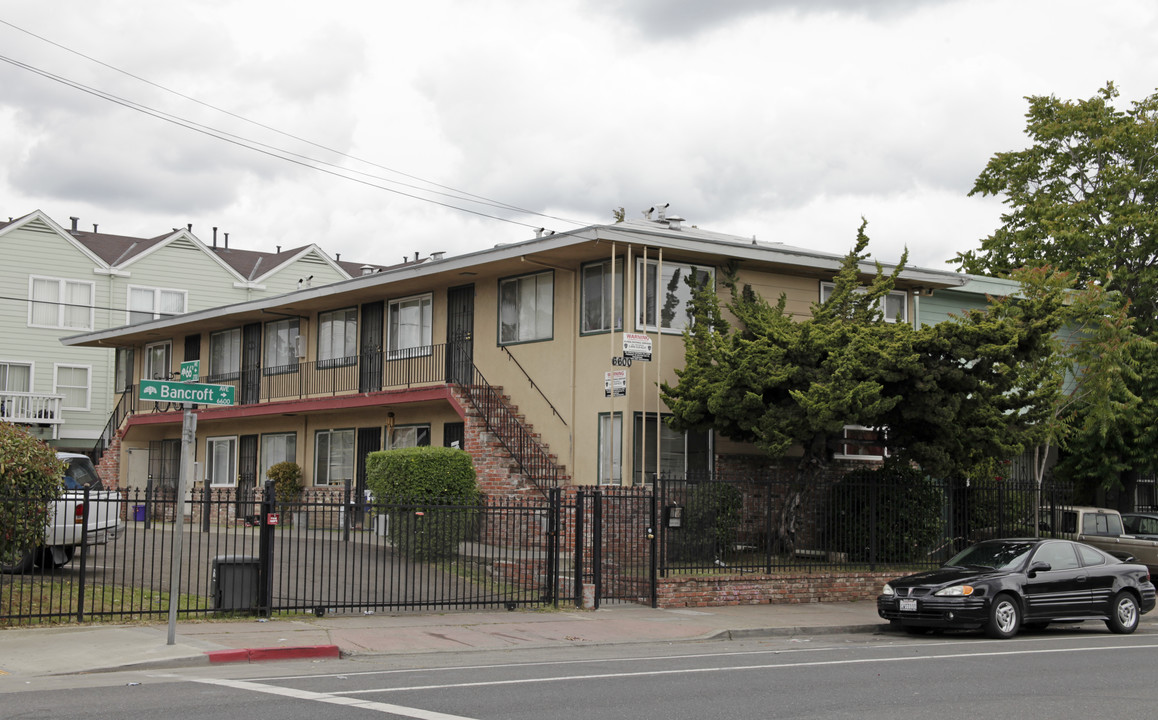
[899, 598, 917, 612]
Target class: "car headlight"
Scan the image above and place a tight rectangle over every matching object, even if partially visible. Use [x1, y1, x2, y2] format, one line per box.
[934, 585, 974, 597]
[882, 583, 895, 596]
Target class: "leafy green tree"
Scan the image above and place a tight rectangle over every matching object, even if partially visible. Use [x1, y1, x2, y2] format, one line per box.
[0, 423, 64, 571]
[956, 83, 1158, 336]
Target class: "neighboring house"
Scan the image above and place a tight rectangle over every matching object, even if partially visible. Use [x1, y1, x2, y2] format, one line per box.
[61, 210, 1017, 499]
[0, 209, 385, 462]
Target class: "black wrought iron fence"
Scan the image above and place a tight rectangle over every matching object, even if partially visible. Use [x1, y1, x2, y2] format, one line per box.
[655, 470, 1075, 575]
[0, 486, 572, 625]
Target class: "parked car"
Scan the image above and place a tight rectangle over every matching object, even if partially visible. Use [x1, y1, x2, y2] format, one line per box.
[1040, 506, 1158, 576]
[877, 538, 1156, 638]
[1121, 512, 1158, 540]
[0, 453, 123, 573]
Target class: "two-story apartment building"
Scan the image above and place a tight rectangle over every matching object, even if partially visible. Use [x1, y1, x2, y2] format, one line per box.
[62, 211, 1015, 500]
[0, 209, 382, 462]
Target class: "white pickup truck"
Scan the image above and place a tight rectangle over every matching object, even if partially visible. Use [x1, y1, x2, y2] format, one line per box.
[0, 452, 123, 574]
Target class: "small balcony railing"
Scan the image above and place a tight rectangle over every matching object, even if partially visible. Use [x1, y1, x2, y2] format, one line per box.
[0, 391, 65, 437]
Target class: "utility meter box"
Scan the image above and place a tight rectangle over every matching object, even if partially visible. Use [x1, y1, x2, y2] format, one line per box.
[212, 555, 260, 612]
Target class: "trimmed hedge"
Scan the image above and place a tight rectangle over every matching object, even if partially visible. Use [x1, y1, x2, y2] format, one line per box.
[365, 447, 480, 561]
[0, 423, 65, 567]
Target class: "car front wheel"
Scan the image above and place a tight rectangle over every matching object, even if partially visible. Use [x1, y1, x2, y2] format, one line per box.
[985, 593, 1021, 639]
[1107, 592, 1140, 634]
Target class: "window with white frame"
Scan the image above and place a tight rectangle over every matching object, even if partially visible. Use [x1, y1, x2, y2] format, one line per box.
[206, 436, 238, 487]
[636, 259, 712, 333]
[819, 283, 908, 323]
[581, 259, 623, 334]
[315, 428, 354, 486]
[834, 425, 889, 460]
[209, 328, 241, 381]
[263, 318, 300, 373]
[632, 413, 712, 483]
[260, 432, 297, 481]
[143, 341, 172, 380]
[128, 286, 187, 325]
[598, 412, 622, 486]
[387, 294, 432, 358]
[318, 307, 358, 367]
[114, 348, 135, 392]
[499, 271, 553, 344]
[29, 276, 94, 330]
[388, 424, 431, 449]
[54, 364, 91, 411]
[0, 361, 32, 392]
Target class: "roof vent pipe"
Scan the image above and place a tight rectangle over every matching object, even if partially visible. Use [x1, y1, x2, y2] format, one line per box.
[666, 216, 684, 231]
[655, 203, 669, 221]
[212, 227, 218, 248]
[535, 228, 544, 238]
[336, 253, 341, 261]
[431, 251, 445, 260]
[93, 224, 98, 233]
[276, 245, 281, 253]
[187, 223, 192, 231]
[70, 216, 79, 233]
[414, 251, 420, 262]
[224, 233, 229, 249]
[361, 264, 375, 276]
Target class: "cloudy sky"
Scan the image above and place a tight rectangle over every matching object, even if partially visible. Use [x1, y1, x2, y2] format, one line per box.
[1, 0, 1156, 272]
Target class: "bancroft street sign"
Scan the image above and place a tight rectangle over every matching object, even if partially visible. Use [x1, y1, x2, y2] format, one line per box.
[138, 379, 236, 406]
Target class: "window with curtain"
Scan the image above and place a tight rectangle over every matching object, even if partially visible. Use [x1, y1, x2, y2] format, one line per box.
[598, 412, 622, 486]
[388, 424, 431, 449]
[260, 432, 297, 480]
[635, 260, 711, 333]
[387, 295, 432, 359]
[54, 365, 91, 411]
[499, 270, 553, 344]
[315, 428, 354, 486]
[114, 348, 135, 393]
[206, 436, 238, 487]
[0, 362, 32, 392]
[318, 307, 358, 367]
[209, 328, 241, 381]
[128, 286, 186, 325]
[263, 318, 300, 373]
[29, 276, 94, 330]
[632, 413, 712, 483]
[143, 341, 172, 380]
[580, 259, 623, 334]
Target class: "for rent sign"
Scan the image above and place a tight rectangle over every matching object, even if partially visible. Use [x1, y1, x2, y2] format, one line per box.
[138, 379, 236, 406]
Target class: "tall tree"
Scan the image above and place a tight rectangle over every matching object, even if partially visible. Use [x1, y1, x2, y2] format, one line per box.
[956, 83, 1158, 335]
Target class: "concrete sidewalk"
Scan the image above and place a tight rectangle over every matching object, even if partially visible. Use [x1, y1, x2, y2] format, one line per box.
[0, 601, 887, 677]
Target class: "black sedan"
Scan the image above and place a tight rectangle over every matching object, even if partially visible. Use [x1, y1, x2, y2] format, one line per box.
[878, 538, 1157, 638]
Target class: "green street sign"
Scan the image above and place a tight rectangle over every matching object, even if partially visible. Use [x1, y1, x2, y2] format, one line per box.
[138, 379, 235, 406]
[179, 360, 200, 382]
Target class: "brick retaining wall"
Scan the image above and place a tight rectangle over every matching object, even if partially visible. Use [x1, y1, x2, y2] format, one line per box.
[654, 571, 894, 608]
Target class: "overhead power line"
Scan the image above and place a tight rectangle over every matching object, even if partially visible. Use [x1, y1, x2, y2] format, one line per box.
[0, 19, 590, 231]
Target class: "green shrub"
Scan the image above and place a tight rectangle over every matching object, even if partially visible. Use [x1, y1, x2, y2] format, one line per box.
[824, 462, 943, 563]
[266, 461, 303, 504]
[676, 481, 743, 561]
[0, 423, 65, 568]
[365, 447, 480, 561]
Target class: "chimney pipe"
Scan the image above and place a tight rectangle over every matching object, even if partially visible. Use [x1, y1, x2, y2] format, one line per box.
[414, 251, 419, 262]
[187, 223, 192, 231]
[276, 245, 281, 253]
[336, 253, 341, 261]
[224, 233, 229, 249]
[70, 216, 79, 233]
[93, 224, 98, 233]
[212, 227, 218, 248]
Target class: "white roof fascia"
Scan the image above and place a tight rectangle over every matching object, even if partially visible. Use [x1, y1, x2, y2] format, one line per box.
[252, 244, 352, 283]
[1, 210, 111, 269]
[114, 229, 249, 283]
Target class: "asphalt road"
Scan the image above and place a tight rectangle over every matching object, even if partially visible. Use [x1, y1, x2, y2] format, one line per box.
[6, 626, 1158, 719]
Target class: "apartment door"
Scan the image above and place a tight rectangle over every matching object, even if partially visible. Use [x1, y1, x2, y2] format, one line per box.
[355, 426, 382, 525]
[238, 434, 258, 516]
[240, 322, 262, 405]
[359, 301, 384, 393]
[446, 284, 474, 385]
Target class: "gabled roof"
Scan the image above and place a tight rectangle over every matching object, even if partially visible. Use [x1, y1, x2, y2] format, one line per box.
[0, 210, 111, 267]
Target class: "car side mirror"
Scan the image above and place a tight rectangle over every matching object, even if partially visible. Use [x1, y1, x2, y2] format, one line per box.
[1028, 561, 1051, 577]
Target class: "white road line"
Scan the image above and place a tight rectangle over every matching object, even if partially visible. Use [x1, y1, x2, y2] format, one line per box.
[331, 642, 1158, 695]
[188, 677, 479, 720]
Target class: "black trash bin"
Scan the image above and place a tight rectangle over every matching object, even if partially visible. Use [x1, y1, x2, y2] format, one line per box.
[212, 555, 260, 613]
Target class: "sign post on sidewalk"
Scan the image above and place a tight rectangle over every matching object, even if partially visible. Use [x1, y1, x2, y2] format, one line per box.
[167, 406, 196, 645]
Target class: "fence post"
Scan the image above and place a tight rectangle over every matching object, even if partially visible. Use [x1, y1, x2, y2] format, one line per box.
[573, 490, 584, 608]
[258, 479, 275, 618]
[592, 490, 603, 610]
[869, 475, 878, 572]
[343, 479, 352, 543]
[547, 488, 559, 608]
[202, 486, 211, 532]
[75, 486, 91, 623]
[649, 490, 658, 609]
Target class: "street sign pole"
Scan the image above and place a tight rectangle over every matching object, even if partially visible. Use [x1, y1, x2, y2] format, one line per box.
[167, 405, 196, 645]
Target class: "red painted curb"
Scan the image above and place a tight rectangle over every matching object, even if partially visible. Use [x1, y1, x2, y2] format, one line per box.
[206, 645, 341, 664]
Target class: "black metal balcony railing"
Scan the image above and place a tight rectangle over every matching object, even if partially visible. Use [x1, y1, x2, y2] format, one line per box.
[93, 343, 562, 494]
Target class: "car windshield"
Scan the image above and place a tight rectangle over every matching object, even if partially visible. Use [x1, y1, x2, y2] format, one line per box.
[945, 541, 1034, 571]
[62, 457, 103, 490]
